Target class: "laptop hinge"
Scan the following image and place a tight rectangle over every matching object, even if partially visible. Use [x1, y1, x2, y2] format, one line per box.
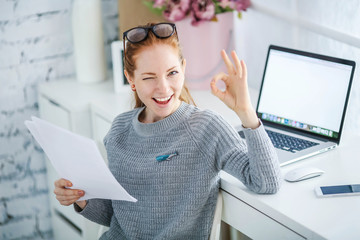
[262, 120, 337, 143]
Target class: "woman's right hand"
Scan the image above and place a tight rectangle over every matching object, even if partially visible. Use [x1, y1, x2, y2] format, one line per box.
[54, 178, 87, 209]
[211, 50, 259, 129]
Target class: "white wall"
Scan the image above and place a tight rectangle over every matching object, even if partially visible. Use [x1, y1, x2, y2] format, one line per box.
[234, 0, 360, 132]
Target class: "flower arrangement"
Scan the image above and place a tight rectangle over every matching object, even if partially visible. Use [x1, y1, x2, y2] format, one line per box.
[144, 0, 251, 26]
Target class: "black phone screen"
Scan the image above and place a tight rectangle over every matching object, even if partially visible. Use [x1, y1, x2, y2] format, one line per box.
[320, 185, 353, 195]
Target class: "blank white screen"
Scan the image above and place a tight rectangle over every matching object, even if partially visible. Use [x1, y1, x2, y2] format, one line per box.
[258, 50, 352, 132]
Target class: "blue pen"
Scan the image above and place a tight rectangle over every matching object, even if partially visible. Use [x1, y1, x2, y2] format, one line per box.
[156, 152, 178, 162]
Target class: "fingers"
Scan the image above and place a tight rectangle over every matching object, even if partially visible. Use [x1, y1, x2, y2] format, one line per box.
[56, 194, 82, 205]
[222, 50, 245, 77]
[231, 51, 242, 77]
[221, 50, 235, 74]
[212, 72, 229, 84]
[56, 194, 81, 202]
[54, 188, 85, 206]
[54, 178, 72, 188]
[54, 178, 85, 206]
[59, 199, 81, 206]
[240, 59, 247, 80]
[211, 72, 228, 100]
[54, 187, 84, 197]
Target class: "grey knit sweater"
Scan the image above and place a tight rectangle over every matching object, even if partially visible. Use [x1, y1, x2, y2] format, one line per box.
[75, 102, 281, 239]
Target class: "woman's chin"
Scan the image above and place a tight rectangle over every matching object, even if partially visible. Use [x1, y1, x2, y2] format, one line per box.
[146, 97, 181, 122]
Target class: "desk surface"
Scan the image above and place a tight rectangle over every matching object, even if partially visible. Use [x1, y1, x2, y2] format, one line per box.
[220, 132, 360, 240]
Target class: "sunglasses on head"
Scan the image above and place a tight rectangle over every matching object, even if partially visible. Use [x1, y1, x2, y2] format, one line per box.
[123, 22, 177, 43]
[122, 23, 178, 64]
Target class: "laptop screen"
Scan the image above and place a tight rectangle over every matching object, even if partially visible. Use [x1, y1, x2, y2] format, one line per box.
[257, 45, 355, 141]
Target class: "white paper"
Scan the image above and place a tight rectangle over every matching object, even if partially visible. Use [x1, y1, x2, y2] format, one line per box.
[25, 116, 137, 202]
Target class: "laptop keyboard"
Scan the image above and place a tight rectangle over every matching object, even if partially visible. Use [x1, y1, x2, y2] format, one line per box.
[265, 130, 319, 153]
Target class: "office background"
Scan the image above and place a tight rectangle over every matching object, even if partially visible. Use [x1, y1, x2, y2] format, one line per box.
[0, 0, 118, 239]
[0, 0, 359, 239]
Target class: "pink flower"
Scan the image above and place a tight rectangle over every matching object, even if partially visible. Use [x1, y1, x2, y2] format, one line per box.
[218, 0, 236, 9]
[146, 0, 251, 25]
[163, 0, 191, 22]
[218, 0, 250, 11]
[153, 0, 166, 8]
[232, 0, 251, 11]
[190, 0, 216, 26]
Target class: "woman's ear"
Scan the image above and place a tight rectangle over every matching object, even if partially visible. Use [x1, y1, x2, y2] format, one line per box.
[181, 59, 186, 75]
[124, 70, 133, 85]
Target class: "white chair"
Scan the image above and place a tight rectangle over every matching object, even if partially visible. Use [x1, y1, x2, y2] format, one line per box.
[209, 191, 223, 240]
[97, 225, 108, 239]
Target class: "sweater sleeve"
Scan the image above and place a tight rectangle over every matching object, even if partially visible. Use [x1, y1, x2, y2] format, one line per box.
[188, 110, 281, 194]
[74, 199, 113, 227]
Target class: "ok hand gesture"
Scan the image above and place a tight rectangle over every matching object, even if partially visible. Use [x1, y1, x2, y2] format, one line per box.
[210, 50, 259, 129]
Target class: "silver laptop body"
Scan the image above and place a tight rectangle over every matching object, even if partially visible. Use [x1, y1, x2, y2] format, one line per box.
[256, 45, 355, 166]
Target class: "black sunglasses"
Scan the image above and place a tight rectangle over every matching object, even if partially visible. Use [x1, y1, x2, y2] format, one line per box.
[123, 22, 177, 43]
[122, 23, 178, 63]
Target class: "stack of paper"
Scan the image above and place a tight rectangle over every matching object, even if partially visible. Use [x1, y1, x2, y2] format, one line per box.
[25, 116, 137, 202]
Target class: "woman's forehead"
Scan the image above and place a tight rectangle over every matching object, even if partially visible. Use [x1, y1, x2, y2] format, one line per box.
[137, 44, 179, 58]
[134, 44, 181, 70]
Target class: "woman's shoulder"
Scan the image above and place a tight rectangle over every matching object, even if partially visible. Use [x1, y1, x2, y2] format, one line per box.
[103, 108, 142, 146]
[187, 105, 227, 126]
[185, 104, 235, 138]
[112, 108, 140, 126]
[106, 108, 141, 137]
[185, 105, 241, 150]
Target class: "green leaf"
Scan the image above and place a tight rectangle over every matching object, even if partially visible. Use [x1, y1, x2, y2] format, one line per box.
[214, 2, 236, 15]
[223, 6, 233, 12]
[237, 12, 242, 19]
[142, 0, 165, 16]
[143, 0, 153, 9]
[214, 4, 223, 15]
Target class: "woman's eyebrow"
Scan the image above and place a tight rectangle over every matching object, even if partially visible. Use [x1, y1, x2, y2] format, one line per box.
[141, 72, 156, 76]
[141, 66, 178, 75]
[167, 66, 177, 72]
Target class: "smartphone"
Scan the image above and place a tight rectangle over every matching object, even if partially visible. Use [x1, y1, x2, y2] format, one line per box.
[315, 184, 360, 197]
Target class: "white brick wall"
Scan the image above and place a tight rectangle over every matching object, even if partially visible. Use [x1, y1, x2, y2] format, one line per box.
[0, 0, 118, 239]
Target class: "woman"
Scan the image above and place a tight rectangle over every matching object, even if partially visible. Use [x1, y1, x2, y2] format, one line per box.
[54, 22, 281, 239]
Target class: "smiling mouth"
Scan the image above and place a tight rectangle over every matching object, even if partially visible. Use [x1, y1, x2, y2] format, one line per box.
[153, 94, 173, 105]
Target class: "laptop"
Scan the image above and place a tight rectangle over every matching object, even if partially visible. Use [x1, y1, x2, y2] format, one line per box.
[254, 45, 355, 166]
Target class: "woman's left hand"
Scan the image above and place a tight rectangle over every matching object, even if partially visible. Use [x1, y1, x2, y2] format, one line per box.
[211, 50, 259, 129]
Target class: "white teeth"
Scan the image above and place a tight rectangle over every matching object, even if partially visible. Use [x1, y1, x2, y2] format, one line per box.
[154, 95, 171, 102]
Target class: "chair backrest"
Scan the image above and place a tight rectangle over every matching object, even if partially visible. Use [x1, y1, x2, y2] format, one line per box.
[209, 191, 223, 240]
[97, 225, 109, 239]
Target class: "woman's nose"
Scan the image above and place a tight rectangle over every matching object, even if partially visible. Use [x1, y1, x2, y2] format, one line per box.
[156, 77, 169, 92]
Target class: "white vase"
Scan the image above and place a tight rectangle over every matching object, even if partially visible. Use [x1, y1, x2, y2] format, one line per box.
[176, 12, 234, 90]
[72, 0, 106, 83]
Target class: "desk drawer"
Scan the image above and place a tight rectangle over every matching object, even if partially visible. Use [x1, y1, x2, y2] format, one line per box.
[221, 191, 306, 240]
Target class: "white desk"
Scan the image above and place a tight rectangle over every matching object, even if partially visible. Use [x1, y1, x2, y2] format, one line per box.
[221, 133, 360, 240]
[40, 79, 360, 240]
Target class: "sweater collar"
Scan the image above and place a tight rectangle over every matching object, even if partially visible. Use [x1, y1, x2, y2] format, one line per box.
[132, 102, 191, 137]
